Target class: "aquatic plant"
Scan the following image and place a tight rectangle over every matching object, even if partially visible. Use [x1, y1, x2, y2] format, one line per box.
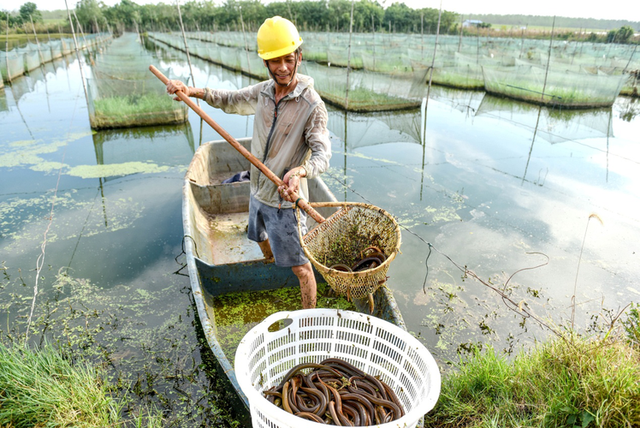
[213, 283, 355, 364]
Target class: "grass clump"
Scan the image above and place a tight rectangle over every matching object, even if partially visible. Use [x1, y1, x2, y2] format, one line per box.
[0, 341, 162, 428]
[0, 341, 119, 427]
[90, 93, 188, 129]
[425, 334, 640, 428]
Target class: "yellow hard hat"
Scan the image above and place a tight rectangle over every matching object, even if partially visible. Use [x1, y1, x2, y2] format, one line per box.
[257, 16, 303, 60]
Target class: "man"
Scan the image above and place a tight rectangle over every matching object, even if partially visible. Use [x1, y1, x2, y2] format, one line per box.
[166, 16, 331, 309]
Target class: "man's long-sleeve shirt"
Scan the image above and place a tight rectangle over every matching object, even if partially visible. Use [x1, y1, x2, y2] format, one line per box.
[202, 74, 332, 208]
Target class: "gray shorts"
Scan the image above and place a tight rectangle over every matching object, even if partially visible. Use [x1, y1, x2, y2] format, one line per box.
[247, 194, 309, 268]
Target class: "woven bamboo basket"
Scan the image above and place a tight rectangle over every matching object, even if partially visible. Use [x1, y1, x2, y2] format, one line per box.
[297, 202, 402, 299]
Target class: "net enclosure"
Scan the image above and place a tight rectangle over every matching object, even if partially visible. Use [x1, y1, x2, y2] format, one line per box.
[87, 33, 188, 130]
[1, 34, 109, 83]
[146, 29, 637, 113]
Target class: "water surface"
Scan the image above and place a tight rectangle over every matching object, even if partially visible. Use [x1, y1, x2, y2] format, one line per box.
[1, 38, 639, 424]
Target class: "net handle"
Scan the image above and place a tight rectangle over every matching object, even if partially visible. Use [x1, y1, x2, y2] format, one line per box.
[149, 64, 325, 224]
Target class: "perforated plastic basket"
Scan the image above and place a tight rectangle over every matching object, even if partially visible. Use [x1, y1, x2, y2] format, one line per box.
[235, 309, 441, 428]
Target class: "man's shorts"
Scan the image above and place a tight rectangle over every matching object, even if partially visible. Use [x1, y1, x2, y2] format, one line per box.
[247, 194, 309, 268]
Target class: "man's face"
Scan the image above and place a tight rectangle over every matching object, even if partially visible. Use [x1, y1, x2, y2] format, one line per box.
[265, 51, 301, 86]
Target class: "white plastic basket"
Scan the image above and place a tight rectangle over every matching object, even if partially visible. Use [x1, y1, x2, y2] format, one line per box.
[235, 309, 441, 428]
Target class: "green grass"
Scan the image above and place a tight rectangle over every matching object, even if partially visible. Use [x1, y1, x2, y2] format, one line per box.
[424, 330, 640, 428]
[485, 82, 617, 108]
[0, 342, 147, 427]
[319, 87, 421, 112]
[91, 92, 188, 129]
[0, 341, 164, 427]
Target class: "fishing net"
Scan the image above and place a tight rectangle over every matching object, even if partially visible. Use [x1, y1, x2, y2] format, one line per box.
[298, 202, 402, 300]
[328, 108, 424, 150]
[19, 48, 42, 72]
[147, 30, 636, 113]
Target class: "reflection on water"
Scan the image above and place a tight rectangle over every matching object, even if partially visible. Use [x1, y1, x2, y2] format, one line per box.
[476, 94, 613, 144]
[93, 122, 196, 171]
[1, 35, 640, 424]
[617, 97, 640, 122]
[329, 108, 424, 149]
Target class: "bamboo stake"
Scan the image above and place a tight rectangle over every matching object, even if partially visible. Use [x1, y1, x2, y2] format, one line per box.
[149, 65, 326, 224]
[423, 0, 442, 140]
[64, 0, 89, 107]
[540, 16, 556, 104]
[344, 0, 355, 110]
[175, 0, 203, 146]
[5, 15, 11, 84]
[238, 5, 252, 75]
[29, 14, 45, 65]
[176, 0, 198, 104]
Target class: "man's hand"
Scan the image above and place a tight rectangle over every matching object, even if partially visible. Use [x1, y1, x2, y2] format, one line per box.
[278, 168, 305, 203]
[166, 80, 189, 101]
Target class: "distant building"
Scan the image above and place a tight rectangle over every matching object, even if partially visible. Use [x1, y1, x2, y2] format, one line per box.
[462, 20, 483, 27]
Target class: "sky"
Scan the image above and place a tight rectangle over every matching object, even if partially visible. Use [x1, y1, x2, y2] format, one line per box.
[14, 0, 640, 23]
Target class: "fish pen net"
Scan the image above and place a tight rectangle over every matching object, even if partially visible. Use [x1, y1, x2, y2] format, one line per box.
[1, 51, 25, 82]
[298, 202, 402, 300]
[87, 33, 188, 130]
[482, 65, 626, 108]
[301, 62, 423, 112]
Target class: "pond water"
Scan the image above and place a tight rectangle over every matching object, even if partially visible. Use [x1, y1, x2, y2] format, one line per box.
[1, 39, 639, 425]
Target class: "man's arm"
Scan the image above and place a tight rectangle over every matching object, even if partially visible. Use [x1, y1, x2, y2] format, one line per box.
[301, 104, 332, 179]
[166, 79, 259, 115]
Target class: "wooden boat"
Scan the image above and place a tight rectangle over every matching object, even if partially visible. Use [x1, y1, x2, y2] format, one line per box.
[182, 138, 409, 423]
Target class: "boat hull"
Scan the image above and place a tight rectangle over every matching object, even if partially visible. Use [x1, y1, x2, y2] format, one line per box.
[183, 138, 408, 422]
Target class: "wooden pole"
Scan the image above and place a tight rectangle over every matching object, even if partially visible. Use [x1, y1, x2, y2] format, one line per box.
[149, 65, 326, 224]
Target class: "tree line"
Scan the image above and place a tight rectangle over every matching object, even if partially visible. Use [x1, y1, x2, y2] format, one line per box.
[2, 0, 637, 45]
[69, 0, 459, 35]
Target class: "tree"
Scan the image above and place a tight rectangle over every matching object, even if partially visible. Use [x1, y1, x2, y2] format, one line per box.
[613, 25, 634, 43]
[75, 0, 104, 33]
[19, 2, 42, 24]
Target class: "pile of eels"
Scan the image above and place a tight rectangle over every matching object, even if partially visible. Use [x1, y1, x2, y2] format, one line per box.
[263, 357, 405, 426]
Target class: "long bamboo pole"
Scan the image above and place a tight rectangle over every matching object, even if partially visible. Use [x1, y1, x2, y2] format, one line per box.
[149, 65, 326, 224]
[64, 0, 89, 106]
[5, 15, 11, 84]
